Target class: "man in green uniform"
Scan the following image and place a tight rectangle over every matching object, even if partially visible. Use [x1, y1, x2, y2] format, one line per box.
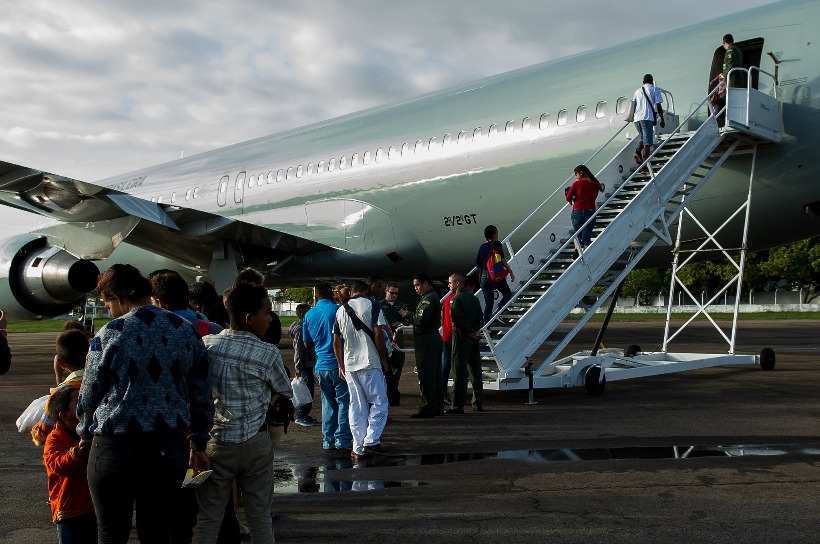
[445, 273, 484, 414]
[722, 33, 744, 88]
[381, 282, 409, 407]
[410, 273, 443, 418]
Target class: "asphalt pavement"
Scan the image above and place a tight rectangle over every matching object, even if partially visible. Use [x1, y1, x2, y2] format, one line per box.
[1, 319, 819, 543]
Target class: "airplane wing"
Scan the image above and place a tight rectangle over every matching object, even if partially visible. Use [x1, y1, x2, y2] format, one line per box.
[0, 159, 330, 275]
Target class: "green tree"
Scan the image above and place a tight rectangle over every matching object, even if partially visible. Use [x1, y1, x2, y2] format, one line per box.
[284, 287, 314, 304]
[621, 268, 670, 305]
[758, 239, 820, 302]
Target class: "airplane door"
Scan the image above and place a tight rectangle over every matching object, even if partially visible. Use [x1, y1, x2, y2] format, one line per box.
[217, 175, 228, 206]
[233, 171, 245, 205]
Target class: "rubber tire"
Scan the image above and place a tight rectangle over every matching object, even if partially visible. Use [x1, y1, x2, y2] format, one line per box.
[584, 366, 606, 396]
[760, 348, 776, 371]
[624, 344, 642, 358]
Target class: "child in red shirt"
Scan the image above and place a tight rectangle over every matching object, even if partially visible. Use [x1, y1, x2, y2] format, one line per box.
[42, 385, 97, 543]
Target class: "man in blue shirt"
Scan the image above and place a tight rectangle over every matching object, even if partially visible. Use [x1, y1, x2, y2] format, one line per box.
[303, 283, 352, 450]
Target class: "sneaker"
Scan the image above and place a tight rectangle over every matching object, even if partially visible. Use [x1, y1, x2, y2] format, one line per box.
[351, 450, 372, 461]
[363, 443, 387, 454]
[295, 416, 316, 427]
[443, 393, 452, 405]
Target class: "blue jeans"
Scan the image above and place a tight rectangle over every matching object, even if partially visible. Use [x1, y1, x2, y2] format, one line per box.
[88, 431, 187, 544]
[481, 273, 513, 324]
[635, 119, 655, 146]
[571, 209, 596, 248]
[442, 340, 452, 390]
[316, 369, 352, 449]
[56, 512, 97, 544]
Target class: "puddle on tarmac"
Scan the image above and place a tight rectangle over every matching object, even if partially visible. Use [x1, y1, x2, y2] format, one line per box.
[274, 444, 820, 494]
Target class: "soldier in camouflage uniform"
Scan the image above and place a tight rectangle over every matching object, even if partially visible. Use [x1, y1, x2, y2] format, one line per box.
[446, 273, 484, 414]
[410, 273, 443, 418]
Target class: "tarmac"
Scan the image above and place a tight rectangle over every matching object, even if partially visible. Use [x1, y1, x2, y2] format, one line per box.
[1, 319, 819, 543]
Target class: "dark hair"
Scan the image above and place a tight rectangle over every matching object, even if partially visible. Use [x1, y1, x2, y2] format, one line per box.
[225, 283, 269, 329]
[315, 282, 334, 301]
[386, 282, 399, 289]
[365, 275, 382, 288]
[61, 320, 88, 336]
[574, 164, 604, 189]
[151, 272, 190, 311]
[350, 280, 369, 295]
[483, 225, 498, 240]
[189, 281, 229, 325]
[96, 264, 152, 303]
[46, 385, 77, 421]
[643, 73, 654, 84]
[413, 272, 432, 285]
[723, 33, 734, 44]
[235, 267, 265, 286]
[56, 329, 89, 370]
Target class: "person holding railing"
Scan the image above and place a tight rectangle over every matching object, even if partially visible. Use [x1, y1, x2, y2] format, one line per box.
[566, 165, 605, 252]
[476, 225, 516, 325]
[631, 74, 665, 167]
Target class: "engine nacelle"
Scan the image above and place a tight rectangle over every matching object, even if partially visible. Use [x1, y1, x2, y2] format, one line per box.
[0, 234, 100, 319]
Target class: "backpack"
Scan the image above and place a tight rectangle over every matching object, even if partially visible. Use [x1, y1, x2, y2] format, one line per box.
[486, 247, 510, 282]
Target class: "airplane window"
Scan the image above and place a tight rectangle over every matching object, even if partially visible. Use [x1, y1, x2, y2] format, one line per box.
[193, 187, 199, 198]
[329, 158, 336, 172]
[443, 133, 451, 147]
[363, 151, 371, 165]
[218, 182, 226, 194]
[473, 127, 482, 139]
[576, 105, 587, 123]
[388, 146, 397, 159]
[352, 153, 359, 167]
[257, 173, 264, 186]
[267, 171, 274, 183]
[340, 156, 347, 170]
[457, 131, 467, 143]
[171, 192, 176, 203]
[402, 142, 409, 156]
[557, 109, 568, 126]
[286, 167, 294, 180]
[596, 101, 607, 118]
[318, 161, 325, 174]
[248, 174, 256, 188]
[429, 136, 437, 149]
[489, 124, 498, 135]
[236, 172, 245, 190]
[376, 148, 383, 162]
[297, 165, 303, 177]
[539, 114, 549, 129]
[157, 195, 163, 203]
[151, 197, 157, 203]
[186, 189, 192, 200]
[522, 117, 531, 131]
[505, 121, 515, 133]
[307, 163, 313, 176]
[415, 140, 424, 153]
[616, 96, 629, 114]
[276, 169, 284, 182]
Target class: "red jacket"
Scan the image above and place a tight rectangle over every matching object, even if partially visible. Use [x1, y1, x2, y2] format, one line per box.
[43, 423, 94, 523]
[441, 293, 455, 342]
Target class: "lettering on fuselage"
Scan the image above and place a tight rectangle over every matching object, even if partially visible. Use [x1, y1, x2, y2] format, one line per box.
[443, 214, 477, 227]
[106, 176, 145, 192]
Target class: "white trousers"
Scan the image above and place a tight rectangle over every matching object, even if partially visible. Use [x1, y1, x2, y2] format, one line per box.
[345, 367, 388, 454]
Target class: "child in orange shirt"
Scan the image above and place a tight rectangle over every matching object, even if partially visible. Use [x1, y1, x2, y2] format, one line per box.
[43, 385, 97, 543]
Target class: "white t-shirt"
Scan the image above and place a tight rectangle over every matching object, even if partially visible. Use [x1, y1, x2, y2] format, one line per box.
[333, 296, 387, 372]
[632, 83, 663, 122]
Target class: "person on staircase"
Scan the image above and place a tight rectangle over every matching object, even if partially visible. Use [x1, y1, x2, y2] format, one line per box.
[566, 165, 605, 252]
[476, 225, 516, 325]
[632, 73, 665, 168]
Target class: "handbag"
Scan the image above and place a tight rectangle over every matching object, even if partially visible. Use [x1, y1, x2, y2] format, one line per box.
[290, 377, 312, 409]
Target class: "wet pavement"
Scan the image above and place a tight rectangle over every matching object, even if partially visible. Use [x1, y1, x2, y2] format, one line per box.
[2, 319, 820, 543]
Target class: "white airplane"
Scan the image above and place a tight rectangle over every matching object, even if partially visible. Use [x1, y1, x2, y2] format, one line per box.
[0, 0, 817, 319]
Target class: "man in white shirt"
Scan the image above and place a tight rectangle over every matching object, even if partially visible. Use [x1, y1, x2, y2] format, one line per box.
[632, 73, 666, 167]
[332, 280, 390, 460]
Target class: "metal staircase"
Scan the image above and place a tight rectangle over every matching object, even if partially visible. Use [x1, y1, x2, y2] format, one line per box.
[476, 68, 782, 391]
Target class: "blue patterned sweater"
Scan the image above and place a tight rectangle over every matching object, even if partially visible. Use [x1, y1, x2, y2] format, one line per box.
[77, 305, 214, 451]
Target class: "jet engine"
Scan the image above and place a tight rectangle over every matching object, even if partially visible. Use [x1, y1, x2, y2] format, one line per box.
[0, 234, 100, 319]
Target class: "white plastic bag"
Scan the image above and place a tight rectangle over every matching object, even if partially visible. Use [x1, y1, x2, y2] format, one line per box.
[16, 394, 49, 433]
[290, 377, 312, 409]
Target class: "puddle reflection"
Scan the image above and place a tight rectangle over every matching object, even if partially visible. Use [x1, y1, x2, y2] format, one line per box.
[273, 444, 820, 494]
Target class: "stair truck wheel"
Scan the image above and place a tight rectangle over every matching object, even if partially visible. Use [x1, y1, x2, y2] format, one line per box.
[760, 348, 776, 371]
[624, 344, 642, 357]
[584, 365, 606, 396]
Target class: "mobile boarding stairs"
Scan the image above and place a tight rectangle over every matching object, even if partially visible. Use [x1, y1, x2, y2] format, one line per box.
[478, 67, 782, 395]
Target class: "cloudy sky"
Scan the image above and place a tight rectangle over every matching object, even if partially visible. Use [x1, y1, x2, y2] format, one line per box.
[0, 0, 777, 233]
